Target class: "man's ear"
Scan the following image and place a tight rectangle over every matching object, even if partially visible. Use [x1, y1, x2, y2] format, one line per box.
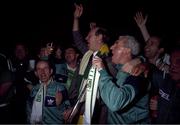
[96, 34, 103, 43]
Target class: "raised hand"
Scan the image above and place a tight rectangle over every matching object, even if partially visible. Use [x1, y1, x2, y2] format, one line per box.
[90, 22, 97, 30]
[74, 3, 83, 19]
[134, 11, 148, 28]
[46, 42, 54, 55]
[134, 11, 150, 42]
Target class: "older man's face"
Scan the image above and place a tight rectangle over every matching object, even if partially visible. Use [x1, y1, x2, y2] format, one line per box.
[110, 39, 130, 64]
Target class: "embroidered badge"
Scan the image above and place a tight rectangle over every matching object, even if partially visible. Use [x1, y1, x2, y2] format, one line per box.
[45, 96, 56, 107]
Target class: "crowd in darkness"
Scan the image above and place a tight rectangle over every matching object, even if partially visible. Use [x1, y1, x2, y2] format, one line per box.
[0, 1, 180, 124]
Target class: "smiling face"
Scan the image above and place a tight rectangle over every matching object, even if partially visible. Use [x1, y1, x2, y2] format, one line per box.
[35, 61, 53, 84]
[169, 50, 180, 81]
[144, 36, 162, 60]
[65, 48, 78, 64]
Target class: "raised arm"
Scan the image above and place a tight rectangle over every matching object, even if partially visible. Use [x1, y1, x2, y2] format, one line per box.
[134, 12, 150, 42]
[73, 3, 83, 31]
[72, 3, 88, 54]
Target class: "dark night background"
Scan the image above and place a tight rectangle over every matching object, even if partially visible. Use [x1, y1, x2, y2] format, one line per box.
[1, 0, 180, 56]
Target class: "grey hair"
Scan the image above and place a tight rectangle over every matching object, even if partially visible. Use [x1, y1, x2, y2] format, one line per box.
[119, 35, 140, 56]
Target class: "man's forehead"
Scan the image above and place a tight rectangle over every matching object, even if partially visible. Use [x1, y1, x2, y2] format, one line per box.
[116, 38, 126, 45]
[148, 37, 160, 43]
[37, 61, 49, 66]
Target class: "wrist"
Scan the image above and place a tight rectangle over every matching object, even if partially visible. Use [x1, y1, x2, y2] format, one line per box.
[74, 17, 80, 20]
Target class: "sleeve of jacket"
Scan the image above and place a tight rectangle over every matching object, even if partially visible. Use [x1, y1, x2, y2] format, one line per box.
[98, 69, 135, 112]
[73, 31, 88, 54]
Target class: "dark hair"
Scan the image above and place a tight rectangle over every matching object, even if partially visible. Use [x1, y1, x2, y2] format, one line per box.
[52, 45, 63, 55]
[49, 44, 65, 62]
[64, 45, 82, 61]
[14, 42, 28, 54]
[95, 27, 110, 43]
[35, 59, 54, 71]
[65, 45, 80, 54]
[152, 36, 168, 58]
[148, 35, 167, 49]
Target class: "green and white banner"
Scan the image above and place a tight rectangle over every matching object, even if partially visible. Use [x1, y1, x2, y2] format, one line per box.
[84, 66, 100, 124]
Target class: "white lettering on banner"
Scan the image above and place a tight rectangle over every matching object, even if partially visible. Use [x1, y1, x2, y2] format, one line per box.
[84, 67, 100, 124]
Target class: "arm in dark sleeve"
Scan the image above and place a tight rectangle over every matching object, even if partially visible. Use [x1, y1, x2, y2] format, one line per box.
[73, 31, 88, 54]
[124, 75, 150, 98]
[148, 64, 164, 94]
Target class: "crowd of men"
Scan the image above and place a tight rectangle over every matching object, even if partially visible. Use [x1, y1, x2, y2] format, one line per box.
[0, 3, 180, 124]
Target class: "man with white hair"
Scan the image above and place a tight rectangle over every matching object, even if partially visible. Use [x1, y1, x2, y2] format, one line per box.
[93, 35, 150, 124]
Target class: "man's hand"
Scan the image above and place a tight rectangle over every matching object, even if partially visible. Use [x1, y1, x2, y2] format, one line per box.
[134, 11, 148, 29]
[63, 107, 73, 121]
[92, 56, 105, 71]
[131, 63, 149, 77]
[134, 11, 150, 42]
[74, 3, 83, 19]
[122, 58, 149, 77]
[55, 90, 63, 106]
[27, 84, 33, 91]
[46, 42, 54, 55]
[90, 22, 96, 30]
[122, 58, 141, 74]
